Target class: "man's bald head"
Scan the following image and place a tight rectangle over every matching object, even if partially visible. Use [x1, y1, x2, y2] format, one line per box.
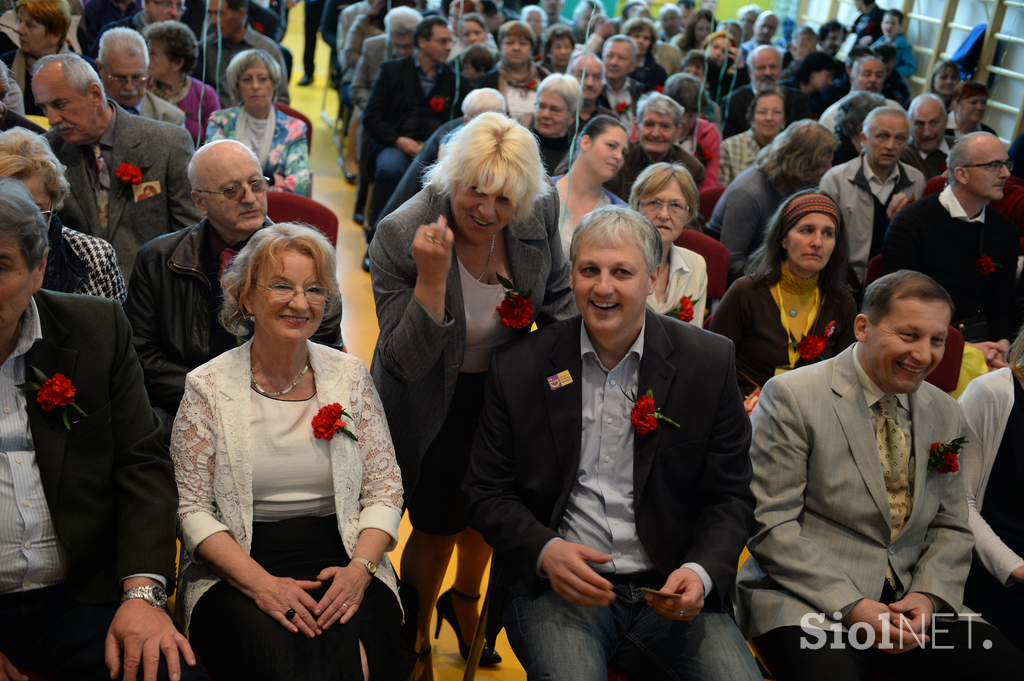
[909, 94, 946, 153]
[189, 140, 268, 245]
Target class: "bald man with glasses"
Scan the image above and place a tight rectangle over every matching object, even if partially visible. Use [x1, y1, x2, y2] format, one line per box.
[883, 132, 1018, 367]
[125, 140, 342, 431]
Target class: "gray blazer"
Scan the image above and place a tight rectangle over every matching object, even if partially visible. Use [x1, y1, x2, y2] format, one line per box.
[138, 90, 186, 128]
[46, 102, 201, 282]
[368, 182, 576, 495]
[734, 346, 974, 639]
[351, 33, 389, 111]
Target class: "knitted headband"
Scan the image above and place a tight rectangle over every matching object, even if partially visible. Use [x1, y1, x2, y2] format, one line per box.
[782, 193, 841, 235]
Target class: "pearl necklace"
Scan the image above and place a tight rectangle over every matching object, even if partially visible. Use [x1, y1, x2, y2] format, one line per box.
[251, 359, 310, 397]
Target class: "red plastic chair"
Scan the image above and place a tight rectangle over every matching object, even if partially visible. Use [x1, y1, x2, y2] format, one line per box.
[275, 102, 312, 151]
[266, 192, 339, 246]
[864, 253, 883, 289]
[674, 229, 729, 300]
[924, 326, 965, 393]
[698, 186, 727, 225]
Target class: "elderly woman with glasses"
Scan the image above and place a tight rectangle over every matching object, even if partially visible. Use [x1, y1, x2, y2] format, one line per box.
[1, 0, 95, 116]
[207, 49, 310, 196]
[628, 162, 708, 325]
[0, 126, 125, 300]
[369, 112, 575, 678]
[171, 222, 416, 681]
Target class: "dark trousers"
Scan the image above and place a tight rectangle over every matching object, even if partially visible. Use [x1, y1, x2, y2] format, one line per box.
[753, 619, 1024, 681]
[0, 584, 207, 681]
[304, 0, 325, 77]
[368, 145, 414, 237]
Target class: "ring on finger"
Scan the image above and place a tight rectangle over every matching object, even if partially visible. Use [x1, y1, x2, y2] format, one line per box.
[425, 233, 440, 244]
[285, 608, 297, 620]
[341, 602, 349, 610]
[678, 610, 686, 617]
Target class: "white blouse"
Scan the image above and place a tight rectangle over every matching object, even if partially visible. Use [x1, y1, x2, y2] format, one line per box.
[458, 258, 519, 373]
[646, 245, 709, 327]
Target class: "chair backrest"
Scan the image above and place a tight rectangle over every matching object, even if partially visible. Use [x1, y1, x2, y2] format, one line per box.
[864, 253, 883, 289]
[923, 325, 964, 393]
[674, 229, 729, 299]
[265, 192, 339, 246]
[698, 186, 726, 225]
[275, 102, 313, 151]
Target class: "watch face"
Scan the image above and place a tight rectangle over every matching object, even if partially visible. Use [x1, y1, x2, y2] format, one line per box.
[151, 586, 168, 609]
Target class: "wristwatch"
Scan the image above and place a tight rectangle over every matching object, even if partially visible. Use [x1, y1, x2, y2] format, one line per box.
[352, 557, 377, 576]
[121, 585, 168, 609]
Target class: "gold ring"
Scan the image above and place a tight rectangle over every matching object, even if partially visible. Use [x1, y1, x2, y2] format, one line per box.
[425, 233, 440, 244]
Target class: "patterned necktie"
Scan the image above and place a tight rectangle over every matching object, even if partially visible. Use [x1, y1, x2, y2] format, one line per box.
[217, 247, 238, 282]
[92, 143, 110, 229]
[877, 394, 912, 587]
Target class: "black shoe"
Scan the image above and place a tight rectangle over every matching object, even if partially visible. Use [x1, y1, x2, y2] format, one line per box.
[298, 74, 314, 86]
[362, 249, 371, 273]
[345, 172, 357, 184]
[434, 588, 502, 666]
[353, 211, 364, 226]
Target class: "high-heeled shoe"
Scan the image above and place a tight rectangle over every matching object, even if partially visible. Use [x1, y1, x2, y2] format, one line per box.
[434, 588, 502, 666]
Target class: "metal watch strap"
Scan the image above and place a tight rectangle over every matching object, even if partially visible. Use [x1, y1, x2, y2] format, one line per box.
[120, 585, 167, 609]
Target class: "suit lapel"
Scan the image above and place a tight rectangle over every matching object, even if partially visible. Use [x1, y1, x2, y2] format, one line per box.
[107, 106, 141, 237]
[908, 387, 934, 516]
[543, 318, 584, 524]
[22, 296, 75, 516]
[632, 312, 675, 502]
[831, 348, 890, 522]
[505, 214, 547, 312]
[57, 139, 103, 239]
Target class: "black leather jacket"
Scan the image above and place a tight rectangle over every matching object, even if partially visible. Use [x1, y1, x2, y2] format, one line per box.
[124, 217, 344, 417]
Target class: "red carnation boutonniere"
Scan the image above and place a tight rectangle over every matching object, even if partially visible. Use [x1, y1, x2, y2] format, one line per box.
[975, 255, 1002, 277]
[496, 274, 533, 329]
[928, 437, 966, 474]
[654, 85, 664, 93]
[526, 79, 539, 92]
[114, 162, 151, 199]
[624, 389, 681, 435]
[790, 320, 835, 362]
[865, 21, 878, 34]
[667, 295, 694, 323]
[615, 101, 631, 116]
[251, 21, 265, 34]
[429, 97, 446, 113]
[694, 143, 713, 165]
[312, 403, 358, 442]
[16, 366, 88, 430]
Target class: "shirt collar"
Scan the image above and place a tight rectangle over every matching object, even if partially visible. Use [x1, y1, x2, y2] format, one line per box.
[414, 55, 440, 77]
[98, 104, 117, 148]
[667, 244, 691, 276]
[862, 153, 899, 187]
[938, 183, 985, 223]
[852, 343, 910, 412]
[12, 297, 43, 362]
[580, 320, 646, 369]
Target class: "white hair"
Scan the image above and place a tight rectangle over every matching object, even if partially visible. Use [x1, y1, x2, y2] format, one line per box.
[536, 73, 579, 114]
[385, 6, 421, 37]
[32, 53, 104, 97]
[909, 92, 947, 119]
[98, 26, 149, 66]
[462, 87, 506, 117]
[659, 4, 680, 17]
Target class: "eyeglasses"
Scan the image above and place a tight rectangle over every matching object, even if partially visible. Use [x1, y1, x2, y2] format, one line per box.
[638, 199, 689, 217]
[961, 160, 1013, 172]
[104, 73, 149, 87]
[195, 177, 270, 200]
[39, 198, 52, 226]
[150, 0, 186, 9]
[256, 282, 329, 305]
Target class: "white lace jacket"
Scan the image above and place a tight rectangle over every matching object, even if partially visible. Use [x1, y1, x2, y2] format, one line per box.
[171, 340, 404, 629]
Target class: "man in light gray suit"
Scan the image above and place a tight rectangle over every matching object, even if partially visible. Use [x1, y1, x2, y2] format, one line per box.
[97, 27, 186, 126]
[736, 270, 1024, 680]
[33, 53, 200, 282]
[349, 6, 418, 110]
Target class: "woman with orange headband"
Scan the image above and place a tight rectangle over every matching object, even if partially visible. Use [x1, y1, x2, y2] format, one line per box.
[711, 188, 858, 405]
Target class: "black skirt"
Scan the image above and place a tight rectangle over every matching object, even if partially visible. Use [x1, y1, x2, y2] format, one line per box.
[406, 371, 488, 536]
[189, 515, 416, 681]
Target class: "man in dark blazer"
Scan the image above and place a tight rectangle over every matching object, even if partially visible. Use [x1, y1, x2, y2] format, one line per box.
[0, 179, 205, 681]
[721, 45, 811, 140]
[33, 53, 200, 283]
[464, 206, 761, 680]
[363, 16, 469, 241]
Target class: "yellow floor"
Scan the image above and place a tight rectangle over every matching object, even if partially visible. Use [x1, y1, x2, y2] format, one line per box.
[279, 9, 525, 680]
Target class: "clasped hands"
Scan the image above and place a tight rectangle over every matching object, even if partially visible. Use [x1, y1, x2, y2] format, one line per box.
[253, 563, 372, 638]
[540, 540, 705, 620]
[842, 592, 934, 654]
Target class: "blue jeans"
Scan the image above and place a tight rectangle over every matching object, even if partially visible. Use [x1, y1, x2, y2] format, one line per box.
[368, 145, 414, 235]
[504, 574, 761, 681]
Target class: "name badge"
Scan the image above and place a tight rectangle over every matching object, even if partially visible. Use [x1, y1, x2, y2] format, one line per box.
[547, 370, 573, 390]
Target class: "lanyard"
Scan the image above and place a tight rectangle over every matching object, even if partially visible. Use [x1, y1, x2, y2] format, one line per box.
[775, 282, 821, 368]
